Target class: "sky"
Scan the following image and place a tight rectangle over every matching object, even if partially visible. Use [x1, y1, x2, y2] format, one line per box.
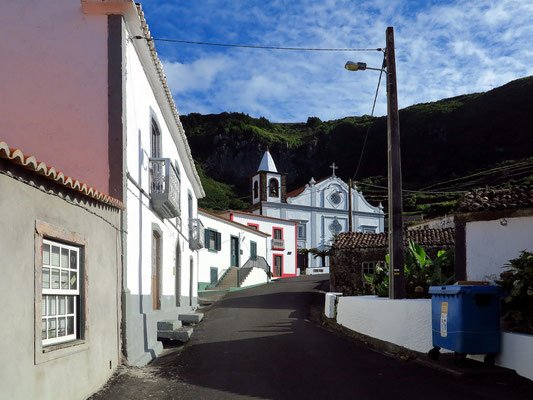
[140, 0, 533, 122]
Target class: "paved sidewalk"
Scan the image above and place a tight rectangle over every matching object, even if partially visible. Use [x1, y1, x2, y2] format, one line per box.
[91, 275, 533, 400]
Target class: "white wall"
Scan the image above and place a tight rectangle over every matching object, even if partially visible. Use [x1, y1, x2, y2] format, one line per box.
[241, 268, 269, 287]
[466, 216, 533, 281]
[198, 212, 268, 285]
[336, 295, 533, 381]
[0, 0, 110, 193]
[124, 22, 198, 301]
[122, 16, 202, 366]
[337, 296, 433, 353]
[230, 214, 298, 277]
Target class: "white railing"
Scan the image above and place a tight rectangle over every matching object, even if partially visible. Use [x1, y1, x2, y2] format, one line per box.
[189, 218, 204, 250]
[272, 238, 285, 250]
[149, 158, 180, 219]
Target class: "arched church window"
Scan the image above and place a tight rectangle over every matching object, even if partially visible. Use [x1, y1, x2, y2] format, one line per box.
[253, 180, 259, 199]
[269, 178, 279, 197]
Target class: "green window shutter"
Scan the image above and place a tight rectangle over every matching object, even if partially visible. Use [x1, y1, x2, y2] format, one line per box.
[251, 241, 257, 258]
[204, 228, 210, 250]
[216, 232, 222, 251]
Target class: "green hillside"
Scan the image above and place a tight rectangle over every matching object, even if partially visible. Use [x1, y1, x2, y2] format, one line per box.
[182, 76, 533, 215]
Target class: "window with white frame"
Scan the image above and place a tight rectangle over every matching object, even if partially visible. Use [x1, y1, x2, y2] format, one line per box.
[41, 239, 80, 346]
[297, 224, 306, 240]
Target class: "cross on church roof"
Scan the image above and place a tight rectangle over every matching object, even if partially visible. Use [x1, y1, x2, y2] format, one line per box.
[330, 162, 338, 177]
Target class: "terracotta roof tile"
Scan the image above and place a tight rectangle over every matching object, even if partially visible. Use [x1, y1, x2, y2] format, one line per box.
[333, 228, 455, 249]
[459, 185, 533, 212]
[0, 141, 124, 210]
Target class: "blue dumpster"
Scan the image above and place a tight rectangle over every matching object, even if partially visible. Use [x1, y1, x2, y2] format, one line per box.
[428, 285, 503, 364]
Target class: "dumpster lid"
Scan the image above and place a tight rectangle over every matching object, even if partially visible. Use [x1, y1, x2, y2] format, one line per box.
[429, 285, 502, 295]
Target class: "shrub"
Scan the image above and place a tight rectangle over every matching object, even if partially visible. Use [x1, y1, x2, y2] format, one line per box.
[498, 251, 533, 334]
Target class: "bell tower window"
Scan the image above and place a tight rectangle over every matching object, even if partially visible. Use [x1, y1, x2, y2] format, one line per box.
[269, 178, 279, 197]
[253, 180, 259, 199]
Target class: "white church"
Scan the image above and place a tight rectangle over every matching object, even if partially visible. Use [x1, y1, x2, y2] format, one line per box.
[249, 150, 385, 273]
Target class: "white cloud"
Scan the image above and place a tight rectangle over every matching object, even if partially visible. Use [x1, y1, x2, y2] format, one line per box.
[149, 0, 533, 122]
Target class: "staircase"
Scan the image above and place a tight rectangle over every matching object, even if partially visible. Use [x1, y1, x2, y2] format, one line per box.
[157, 312, 204, 342]
[213, 267, 238, 290]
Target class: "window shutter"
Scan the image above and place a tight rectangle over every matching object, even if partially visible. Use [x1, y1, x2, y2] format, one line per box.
[204, 229, 210, 250]
[216, 232, 222, 251]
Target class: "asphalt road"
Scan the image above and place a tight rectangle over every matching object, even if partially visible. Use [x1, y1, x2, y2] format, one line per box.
[91, 275, 533, 400]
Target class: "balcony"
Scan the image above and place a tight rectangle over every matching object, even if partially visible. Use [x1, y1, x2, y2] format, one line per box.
[189, 218, 204, 250]
[271, 238, 285, 250]
[149, 158, 180, 219]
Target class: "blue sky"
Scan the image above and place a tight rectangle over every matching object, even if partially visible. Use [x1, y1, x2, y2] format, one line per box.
[140, 0, 533, 122]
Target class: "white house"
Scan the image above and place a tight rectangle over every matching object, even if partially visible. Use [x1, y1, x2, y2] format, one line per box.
[1, 0, 205, 369]
[109, 2, 206, 366]
[454, 186, 533, 282]
[249, 151, 384, 273]
[220, 211, 298, 278]
[198, 209, 270, 290]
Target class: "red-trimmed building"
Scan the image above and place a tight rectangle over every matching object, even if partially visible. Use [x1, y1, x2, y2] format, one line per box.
[220, 210, 298, 278]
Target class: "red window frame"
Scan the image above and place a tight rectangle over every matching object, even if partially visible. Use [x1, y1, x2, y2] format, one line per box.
[247, 223, 259, 231]
[273, 254, 283, 277]
[272, 226, 284, 240]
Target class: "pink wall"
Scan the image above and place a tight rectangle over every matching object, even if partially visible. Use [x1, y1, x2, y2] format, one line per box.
[0, 0, 110, 193]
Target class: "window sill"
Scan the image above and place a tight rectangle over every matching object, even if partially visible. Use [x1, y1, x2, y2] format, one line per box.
[43, 339, 85, 353]
[36, 339, 88, 365]
[208, 249, 218, 253]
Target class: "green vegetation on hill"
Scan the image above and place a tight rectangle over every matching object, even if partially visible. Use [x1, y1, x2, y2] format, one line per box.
[195, 163, 248, 212]
[183, 76, 533, 217]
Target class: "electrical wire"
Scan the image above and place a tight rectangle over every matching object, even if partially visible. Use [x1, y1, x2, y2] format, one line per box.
[352, 55, 385, 181]
[134, 36, 382, 52]
[356, 181, 467, 195]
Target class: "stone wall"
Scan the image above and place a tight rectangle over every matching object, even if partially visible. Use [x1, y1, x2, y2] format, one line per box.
[330, 246, 453, 296]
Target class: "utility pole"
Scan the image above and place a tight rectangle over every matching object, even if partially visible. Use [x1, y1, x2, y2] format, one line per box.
[386, 26, 405, 299]
[348, 179, 353, 232]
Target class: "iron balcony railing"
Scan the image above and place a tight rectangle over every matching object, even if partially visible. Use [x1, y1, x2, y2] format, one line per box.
[189, 218, 204, 250]
[271, 238, 285, 250]
[238, 256, 271, 287]
[149, 158, 180, 219]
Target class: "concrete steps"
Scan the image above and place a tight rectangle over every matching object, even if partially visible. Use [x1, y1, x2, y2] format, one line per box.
[178, 312, 204, 324]
[214, 267, 238, 290]
[156, 314, 202, 343]
[157, 326, 194, 341]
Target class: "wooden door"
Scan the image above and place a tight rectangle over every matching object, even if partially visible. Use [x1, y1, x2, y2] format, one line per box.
[152, 232, 161, 310]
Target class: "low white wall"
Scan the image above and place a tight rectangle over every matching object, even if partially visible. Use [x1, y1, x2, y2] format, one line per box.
[337, 296, 432, 353]
[497, 332, 533, 380]
[336, 296, 533, 381]
[307, 267, 330, 275]
[241, 268, 268, 287]
[466, 215, 533, 281]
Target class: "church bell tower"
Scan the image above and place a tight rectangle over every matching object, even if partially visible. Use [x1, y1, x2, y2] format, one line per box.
[251, 150, 286, 205]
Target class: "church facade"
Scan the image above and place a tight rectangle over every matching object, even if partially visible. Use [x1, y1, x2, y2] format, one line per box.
[249, 151, 385, 273]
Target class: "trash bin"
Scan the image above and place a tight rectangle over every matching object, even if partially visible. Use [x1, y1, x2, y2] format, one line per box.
[427, 285, 503, 365]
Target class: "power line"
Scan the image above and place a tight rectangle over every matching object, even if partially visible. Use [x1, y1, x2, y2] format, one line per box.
[356, 181, 467, 195]
[352, 55, 385, 181]
[420, 159, 533, 190]
[134, 36, 382, 52]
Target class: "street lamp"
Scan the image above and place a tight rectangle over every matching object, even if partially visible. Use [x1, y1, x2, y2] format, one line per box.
[344, 27, 405, 300]
[344, 61, 384, 72]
